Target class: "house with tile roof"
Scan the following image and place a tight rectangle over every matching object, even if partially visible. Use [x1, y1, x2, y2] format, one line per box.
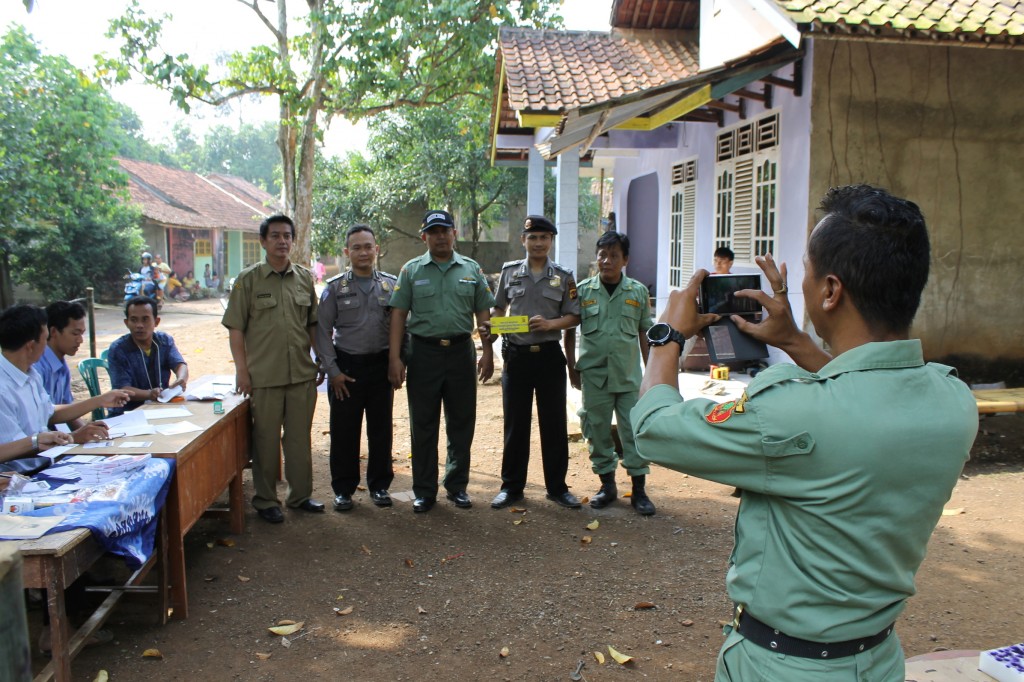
[491, 0, 1024, 368]
[118, 158, 282, 288]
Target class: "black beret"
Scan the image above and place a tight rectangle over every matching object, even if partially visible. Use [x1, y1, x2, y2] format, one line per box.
[523, 215, 557, 234]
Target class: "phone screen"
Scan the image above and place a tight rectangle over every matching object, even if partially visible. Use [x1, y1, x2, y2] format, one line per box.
[699, 274, 762, 315]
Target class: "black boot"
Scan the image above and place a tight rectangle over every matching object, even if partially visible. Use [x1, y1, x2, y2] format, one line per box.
[589, 472, 618, 509]
[630, 475, 656, 516]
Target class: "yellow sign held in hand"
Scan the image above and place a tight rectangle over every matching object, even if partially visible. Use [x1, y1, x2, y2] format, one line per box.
[490, 316, 530, 335]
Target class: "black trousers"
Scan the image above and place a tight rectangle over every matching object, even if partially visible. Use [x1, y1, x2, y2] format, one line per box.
[500, 341, 569, 496]
[327, 349, 394, 496]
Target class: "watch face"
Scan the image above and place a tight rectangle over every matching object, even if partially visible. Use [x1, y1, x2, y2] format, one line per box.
[647, 322, 671, 344]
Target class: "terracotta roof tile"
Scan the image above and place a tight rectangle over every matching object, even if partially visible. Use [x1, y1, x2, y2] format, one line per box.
[117, 158, 280, 232]
[774, 0, 1024, 38]
[499, 27, 699, 112]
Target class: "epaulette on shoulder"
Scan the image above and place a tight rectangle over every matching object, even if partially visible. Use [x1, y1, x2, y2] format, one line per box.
[746, 364, 816, 399]
[379, 271, 398, 281]
[552, 262, 575, 277]
[325, 273, 343, 284]
[501, 259, 525, 269]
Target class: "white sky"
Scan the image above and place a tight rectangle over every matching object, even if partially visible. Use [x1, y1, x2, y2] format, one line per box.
[0, 0, 613, 157]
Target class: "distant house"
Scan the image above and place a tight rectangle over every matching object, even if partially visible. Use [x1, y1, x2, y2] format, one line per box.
[490, 0, 1024, 367]
[117, 158, 282, 285]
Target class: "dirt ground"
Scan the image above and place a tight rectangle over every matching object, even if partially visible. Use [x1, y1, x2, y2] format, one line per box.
[33, 298, 1024, 681]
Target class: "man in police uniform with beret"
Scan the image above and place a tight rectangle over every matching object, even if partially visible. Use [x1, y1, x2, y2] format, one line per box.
[316, 224, 398, 512]
[486, 215, 582, 510]
[571, 230, 657, 516]
[223, 213, 325, 524]
[632, 185, 977, 681]
[388, 210, 496, 513]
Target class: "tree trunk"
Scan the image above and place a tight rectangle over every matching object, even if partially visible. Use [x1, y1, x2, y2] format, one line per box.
[0, 249, 14, 309]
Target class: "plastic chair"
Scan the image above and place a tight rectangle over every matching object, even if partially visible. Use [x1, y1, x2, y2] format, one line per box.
[100, 348, 109, 362]
[78, 357, 110, 421]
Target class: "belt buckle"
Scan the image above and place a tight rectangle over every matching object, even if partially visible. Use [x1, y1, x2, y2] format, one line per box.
[731, 604, 744, 629]
[529, 345, 541, 352]
[440, 339, 451, 347]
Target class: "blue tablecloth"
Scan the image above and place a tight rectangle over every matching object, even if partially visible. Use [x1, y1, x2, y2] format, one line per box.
[4, 459, 174, 569]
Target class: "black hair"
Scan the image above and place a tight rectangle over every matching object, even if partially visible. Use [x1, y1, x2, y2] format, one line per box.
[0, 304, 47, 351]
[46, 301, 86, 333]
[259, 214, 296, 239]
[714, 246, 735, 261]
[346, 224, 375, 244]
[124, 296, 159, 319]
[595, 230, 630, 258]
[810, 184, 930, 334]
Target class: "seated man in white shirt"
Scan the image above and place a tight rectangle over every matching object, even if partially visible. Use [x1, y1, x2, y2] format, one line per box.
[0, 305, 130, 463]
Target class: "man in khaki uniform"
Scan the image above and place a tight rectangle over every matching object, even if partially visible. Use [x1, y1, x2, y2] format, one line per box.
[223, 214, 325, 524]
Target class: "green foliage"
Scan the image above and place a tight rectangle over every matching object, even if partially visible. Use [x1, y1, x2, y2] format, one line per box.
[168, 121, 282, 195]
[0, 26, 142, 306]
[112, 101, 180, 166]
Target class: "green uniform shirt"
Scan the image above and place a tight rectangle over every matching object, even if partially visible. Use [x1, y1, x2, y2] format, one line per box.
[575, 274, 653, 391]
[389, 251, 495, 337]
[493, 258, 579, 345]
[222, 259, 319, 388]
[632, 340, 978, 642]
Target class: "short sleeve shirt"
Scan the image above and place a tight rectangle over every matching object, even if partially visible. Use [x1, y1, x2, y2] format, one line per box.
[631, 340, 978, 642]
[389, 251, 495, 337]
[316, 269, 397, 380]
[222, 260, 319, 388]
[33, 345, 73, 405]
[0, 355, 54, 443]
[493, 258, 579, 345]
[574, 274, 653, 391]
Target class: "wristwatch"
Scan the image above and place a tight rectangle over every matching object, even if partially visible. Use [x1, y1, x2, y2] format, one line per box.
[31, 433, 39, 451]
[646, 322, 688, 352]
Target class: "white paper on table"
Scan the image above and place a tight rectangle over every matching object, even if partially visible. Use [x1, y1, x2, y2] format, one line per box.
[106, 424, 157, 439]
[63, 455, 103, 464]
[102, 410, 149, 429]
[20, 481, 52, 494]
[185, 375, 236, 401]
[55, 423, 71, 433]
[154, 420, 203, 436]
[83, 441, 115, 448]
[143, 406, 193, 420]
[0, 514, 67, 539]
[119, 441, 153, 448]
[40, 444, 76, 461]
[158, 385, 184, 403]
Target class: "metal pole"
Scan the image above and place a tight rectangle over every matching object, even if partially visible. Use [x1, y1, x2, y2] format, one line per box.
[86, 287, 96, 358]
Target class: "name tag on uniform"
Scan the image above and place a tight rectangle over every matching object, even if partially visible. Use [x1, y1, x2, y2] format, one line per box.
[491, 316, 530, 335]
[625, 299, 642, 308]
[414, 279, 430, 286]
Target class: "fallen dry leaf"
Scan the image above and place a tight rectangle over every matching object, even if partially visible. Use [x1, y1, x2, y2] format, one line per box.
[335, 606, 354, 616]
[581, 535, 592, 545]
[608, 645, 634, 665]
[277, 619, 297, 626]
[203, 576, 217, 582]
[681, 619, 694, 627]
[93, 671, 109, 682]
[509, 507, 527, 513]
[255, 652, 271, 660]
[594, 651, 605, 665]
[142, 648, 163, 659]
[499, 646, 510, 658]
[268, 622, 304, 636]
[404, 558, 415, 568]
[360, 544, 372, 555]
[942, 507, 965, 516]
[634, 602, 656, 610]
[586, 520, 600, 531]
[623, 491, 633, 498]
[216, 538, 235, 547]
[416, 605, 427, 614]
[581, 496, 590, 504]
[513, 518, 525, 526]
[237, 575, 251, 583]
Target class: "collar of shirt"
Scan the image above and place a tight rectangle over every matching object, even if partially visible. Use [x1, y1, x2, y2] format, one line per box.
[36, 345, 65, 375]
[817, 339, 924, 378]
[0, 353, 31, 388]
[257, 259, 296, 278]
[515, 258, 554, 279]
[422, 250, 467, 270]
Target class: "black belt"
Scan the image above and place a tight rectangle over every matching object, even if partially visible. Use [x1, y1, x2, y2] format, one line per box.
[336, 348, 389, 364]
[506, 341, 561, 354]
[412, 333, 470, 347]
[737, 611, 893, 659]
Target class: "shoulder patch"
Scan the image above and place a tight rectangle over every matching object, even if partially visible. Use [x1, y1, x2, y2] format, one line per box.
[705, 401, 739, 425]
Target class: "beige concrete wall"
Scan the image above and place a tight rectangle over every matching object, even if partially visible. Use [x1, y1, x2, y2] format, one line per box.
[808, 40, 1024, 361]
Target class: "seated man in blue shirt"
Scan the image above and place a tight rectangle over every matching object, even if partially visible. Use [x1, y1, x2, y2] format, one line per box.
[1, 305, 130, 463]
[33, 301, 91, 430]
[107, 296, 188, 415]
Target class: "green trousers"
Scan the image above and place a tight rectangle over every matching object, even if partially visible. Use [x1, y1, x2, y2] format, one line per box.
[716, 627, 905, 682]
[578, 372, 649, 477]
[250, 381, 317, 510]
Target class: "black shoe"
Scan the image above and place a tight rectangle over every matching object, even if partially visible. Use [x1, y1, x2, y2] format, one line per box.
[257, 506, 284, 524]
[294, 499, 325, 513]
[412, 497, 436, 513]
[490, 490, 524, 509]
[333, 494, 354, 511]
[590, 472, 618, 509]
[630, 475, 656, 516]
[546, 491, 582, 509]
[446, 490, 472, 508]
[370, 490, 393, 507]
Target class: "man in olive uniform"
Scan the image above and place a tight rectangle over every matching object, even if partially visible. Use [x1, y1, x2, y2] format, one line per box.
[223, 214, 325, 524]
[388, 210, 495, 513]
[486, 215, 581, 510]
[571, 231, 656, 516]
[316, 225, 398, 511]
[633, 185, 978, 681]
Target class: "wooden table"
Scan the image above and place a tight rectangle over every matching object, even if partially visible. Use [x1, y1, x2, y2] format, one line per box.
[101, 395, 250, 619]
[974, 387, 1024, 415]
[904, 649, 989, 681]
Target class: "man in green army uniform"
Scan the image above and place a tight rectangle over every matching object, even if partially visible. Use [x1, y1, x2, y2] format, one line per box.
[633, 185, 978, 681]
[388, 210, 495, 513]
[223, 214, 325, 524]
[570, 230, 656, 516]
